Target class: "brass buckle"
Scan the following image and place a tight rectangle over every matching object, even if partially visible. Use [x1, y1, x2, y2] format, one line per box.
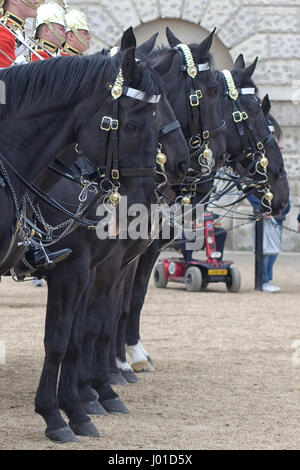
[257, 141, 264, 151]
[111, 119, 119, 130]
[100, 116, 112, 131]
[196, 89, 203, 99]
[232, 111, 243, 123]
[241, 111, 248, 120]
[189, 94, 199, 107]
[111, 169, 120, 180]
[203, 130, 210, 140]
[100, 116, 119, 131]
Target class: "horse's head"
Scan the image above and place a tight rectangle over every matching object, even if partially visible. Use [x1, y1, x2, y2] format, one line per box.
[219, 55, 289, 216]
[76, 39, 188, 209]
[149, 28, 226, 176]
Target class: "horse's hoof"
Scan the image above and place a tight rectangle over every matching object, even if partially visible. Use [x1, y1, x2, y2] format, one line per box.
[110, 371, 129, 386]
[82, 400, 108, 416]
[121, 369, 139, 384]
[101, 397, 129, 414]
[131, 360, 155, 373]
[69, 420, 100, 438]
[45, 426, 77, 443]
[146, 355, 155, 367]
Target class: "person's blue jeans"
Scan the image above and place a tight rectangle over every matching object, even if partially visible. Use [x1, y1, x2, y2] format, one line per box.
[263, 254, 278, 284]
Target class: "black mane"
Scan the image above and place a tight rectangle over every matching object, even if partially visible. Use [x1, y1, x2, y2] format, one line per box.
[149, 44, 213, 66]
[0, 51, 162, 118]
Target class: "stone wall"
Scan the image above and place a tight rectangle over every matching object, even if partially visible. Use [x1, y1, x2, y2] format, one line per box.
[65, 0, 300, 250]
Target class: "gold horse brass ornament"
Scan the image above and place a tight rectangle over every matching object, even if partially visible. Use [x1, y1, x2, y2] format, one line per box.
[260, 155, 269, 169]
[182, 195, 191, 205]
[109, 191, 121, 206]
[264, 190, 273, 202]
[202, 146, 212, 160]
[156, 148, 167, 167]
[111, 69, 124, 100]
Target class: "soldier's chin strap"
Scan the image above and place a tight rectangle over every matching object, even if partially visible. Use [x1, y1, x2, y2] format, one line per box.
[46, 22, 65, 46]
[72, 28, 89, 50]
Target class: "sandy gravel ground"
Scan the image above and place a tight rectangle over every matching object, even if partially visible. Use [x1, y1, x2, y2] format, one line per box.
[0, 251, 300, 450]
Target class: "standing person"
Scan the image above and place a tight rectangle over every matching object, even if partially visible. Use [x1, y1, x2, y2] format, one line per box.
[32, 2, 66, 60]
[248, 194, 290, 293]
[298, 210, 300, 233]
[0, 0, 43, 67]
[61, 9, 91, 56]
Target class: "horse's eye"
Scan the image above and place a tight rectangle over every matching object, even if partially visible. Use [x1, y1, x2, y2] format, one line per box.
[126, 123, 137, 131]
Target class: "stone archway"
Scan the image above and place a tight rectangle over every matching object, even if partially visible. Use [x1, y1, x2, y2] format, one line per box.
[133, 18, 233, 71]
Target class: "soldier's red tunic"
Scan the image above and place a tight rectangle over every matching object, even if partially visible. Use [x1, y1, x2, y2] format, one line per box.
[31, 40, 59, 62]
[0, 12, 26, 68]
[0, 24, 16, 67]
[60, 44, 82, 57]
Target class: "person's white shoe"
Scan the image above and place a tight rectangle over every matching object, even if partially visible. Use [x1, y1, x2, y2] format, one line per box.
[33, 278, 43, 288]
[262, 282, 280, 293]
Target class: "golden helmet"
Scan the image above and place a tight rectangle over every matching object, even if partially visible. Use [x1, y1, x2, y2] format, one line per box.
[65, 9, 89, 33]
[35, 2, 66, 29]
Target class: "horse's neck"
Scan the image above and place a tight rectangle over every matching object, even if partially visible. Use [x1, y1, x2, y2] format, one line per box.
[1, 107, 75, 184]
[35, 144, 79, 194]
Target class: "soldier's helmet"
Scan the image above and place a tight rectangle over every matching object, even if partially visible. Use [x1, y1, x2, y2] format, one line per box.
[35, 2, 66, 30]
[65, 9, 89, 33]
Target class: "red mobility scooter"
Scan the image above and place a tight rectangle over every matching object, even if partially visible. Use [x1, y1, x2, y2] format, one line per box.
[154, 212, 241, 292]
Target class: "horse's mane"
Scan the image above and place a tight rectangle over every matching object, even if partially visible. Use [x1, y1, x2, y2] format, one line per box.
[149, 44, 213, 67]
[0, 51, 161, 118]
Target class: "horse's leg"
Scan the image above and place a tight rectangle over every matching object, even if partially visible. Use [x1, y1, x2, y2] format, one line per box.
[114, 261, 139, 383]
[35, 263, 87, 443]
[78, 263, 126, 414]
[57, 269, 100, 438]
[77, 267, 108, 416]
[109, 309, 129, 386]
[125, 241, 161, 372]
[89, 264, 130, 414]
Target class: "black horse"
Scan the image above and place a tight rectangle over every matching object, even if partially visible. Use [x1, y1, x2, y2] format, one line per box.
[30, 35, 193, 442]
[30, 28, 230, 443]
[0, 44, 162, 275]
[76, 29, 232, 408]
[114, 52, 290, 376]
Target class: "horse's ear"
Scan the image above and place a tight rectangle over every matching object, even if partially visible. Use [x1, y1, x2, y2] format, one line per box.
[261, 94, 271, 116]
[233, 53, 245, 70]
[138, 33, 158, 55]
[240, 56, 258, 82]
[122, 47, 141, 83]
[121, 27, 137, 50]
[153, 50, 174, 76]
[197, 27, 216, 60]
[166, 27, 181, 47]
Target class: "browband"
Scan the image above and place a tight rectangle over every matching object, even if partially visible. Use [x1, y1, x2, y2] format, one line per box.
[239, 88, 256, 95]
[122, 86, 161, 104]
